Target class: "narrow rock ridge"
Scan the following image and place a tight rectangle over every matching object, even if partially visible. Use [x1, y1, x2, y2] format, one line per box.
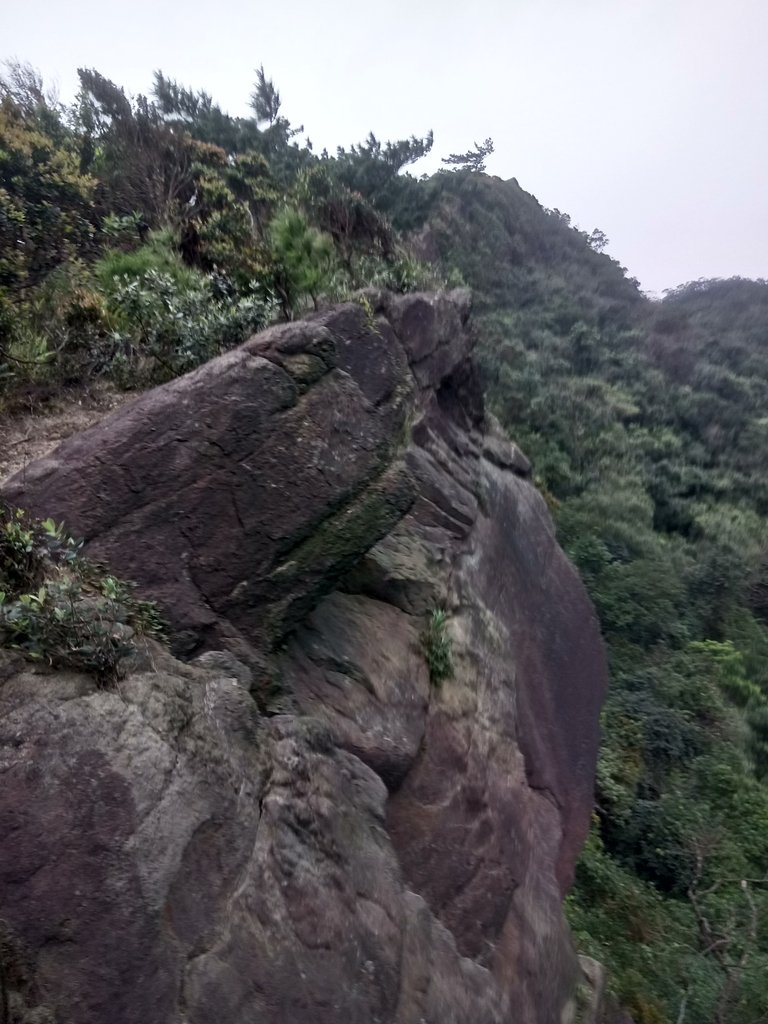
[0, 290, 608, 1024]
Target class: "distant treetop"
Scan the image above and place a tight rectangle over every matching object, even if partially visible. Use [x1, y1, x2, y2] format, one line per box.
[441, 137, 495, 173]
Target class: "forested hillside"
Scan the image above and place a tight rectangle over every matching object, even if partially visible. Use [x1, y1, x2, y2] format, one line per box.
[2, 60, 768, 1024]
[429, 178, 768, 1024]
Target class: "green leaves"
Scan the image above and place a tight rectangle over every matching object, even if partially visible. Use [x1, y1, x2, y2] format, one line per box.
[0, 101, 95, 293]
[436, 169, 768, 1022]
[441, 137, 495, 174]
[103, 266, 273, 382]
[0, 503, 165, 682]
[269, 207, 335, 317]
[419, 609, 454, 685]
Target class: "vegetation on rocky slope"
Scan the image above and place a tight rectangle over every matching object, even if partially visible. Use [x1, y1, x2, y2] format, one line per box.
[3, 58, 768, 1024]
[0, 502, 163, 679]
[0, 60, 445, 396]
[430, 177, 768, 1024]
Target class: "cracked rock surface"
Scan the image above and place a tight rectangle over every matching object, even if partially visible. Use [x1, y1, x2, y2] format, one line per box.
[0, 290, 608, 1024]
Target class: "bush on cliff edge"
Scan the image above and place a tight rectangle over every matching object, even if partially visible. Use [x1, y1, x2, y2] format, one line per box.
[0, 503, 164, 682]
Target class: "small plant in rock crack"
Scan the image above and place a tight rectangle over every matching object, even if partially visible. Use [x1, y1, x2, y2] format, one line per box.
[354, 292, 379, 333]
[420, 608, 454, 685]
[0, 503, 165, 684]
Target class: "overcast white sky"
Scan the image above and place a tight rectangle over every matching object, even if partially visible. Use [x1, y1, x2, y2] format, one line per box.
[5, 0, 768, 294]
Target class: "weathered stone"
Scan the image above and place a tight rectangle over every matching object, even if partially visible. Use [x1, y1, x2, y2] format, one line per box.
[574, 956, 608, 1024]
[192, 649, 254, 689]
[0, 650, 512, 1024]
[383, 289, 474, 388]
[482, 415, 532, 475]
[1, 303, 422, 659]
[0, 291, 608, 1024]
[284, 591, 430, 787]
[482, 434, 532, 475]
[342, 525, 449, 615]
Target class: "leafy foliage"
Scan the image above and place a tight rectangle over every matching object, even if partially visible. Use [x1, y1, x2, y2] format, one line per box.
[331, 130, 434, 229]
[270, 207, 335, 317]
[424, 170, 768, 1021]
[105, 268, 272, 381]
[0, 62, 439, 399]
[0, 504, 164, 682]
[76, 67, 198, 224]
[420, 609, 454, 684]
[95, 228, 202, 292]
[0, 99, 95, 294]
[250, 65, 282, 127]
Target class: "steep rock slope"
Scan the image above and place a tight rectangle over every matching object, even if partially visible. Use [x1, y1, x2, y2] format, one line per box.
[0, 292, 608, 1024]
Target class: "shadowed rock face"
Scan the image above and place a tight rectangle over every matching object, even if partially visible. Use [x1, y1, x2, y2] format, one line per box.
[0, 290, 608, 1024]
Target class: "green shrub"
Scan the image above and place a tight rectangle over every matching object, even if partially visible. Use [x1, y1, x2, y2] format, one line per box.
[0, 285, 50, 389]
[105, 269, 273, 382]
[94, 229, 202, 294]
[383, 254, 444, 293]
[350, 252, 447, 295]
[420, 608, 454, 684]
[0, 504, 164, 683]
[1, 263, 121, 389]
[2, 252, 272, 390]
[0, 319, 51, 385]
[0, 100, 96, 294]
[270, 207, 335, 316]
[101, 210, 147, 246]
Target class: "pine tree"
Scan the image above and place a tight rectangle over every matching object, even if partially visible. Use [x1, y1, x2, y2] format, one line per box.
[441, 137, 494, 173]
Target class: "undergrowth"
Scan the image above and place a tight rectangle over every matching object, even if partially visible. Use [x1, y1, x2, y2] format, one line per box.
[0, 503, 165, 683]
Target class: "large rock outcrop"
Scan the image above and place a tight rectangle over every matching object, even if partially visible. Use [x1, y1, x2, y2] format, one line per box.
[0, 291, 608, 1024]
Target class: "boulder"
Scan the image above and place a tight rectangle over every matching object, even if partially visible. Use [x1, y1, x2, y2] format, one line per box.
[0, 291, 608, 1023]
[0, 649, 510, 1024]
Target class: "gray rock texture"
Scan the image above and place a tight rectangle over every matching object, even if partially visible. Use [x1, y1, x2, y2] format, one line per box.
[0, 291, 608, 1024]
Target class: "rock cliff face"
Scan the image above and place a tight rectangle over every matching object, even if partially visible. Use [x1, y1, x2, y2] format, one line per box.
[0, 291, 608, 1024]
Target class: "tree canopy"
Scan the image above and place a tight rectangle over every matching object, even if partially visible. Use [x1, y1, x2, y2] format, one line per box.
[441, 136, 494, 173]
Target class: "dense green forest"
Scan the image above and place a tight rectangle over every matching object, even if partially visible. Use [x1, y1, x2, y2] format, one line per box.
[3, 61, 768, 1024]
[430, 178, 768, 1024]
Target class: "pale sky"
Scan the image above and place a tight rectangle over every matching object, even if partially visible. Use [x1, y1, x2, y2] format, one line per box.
[5, 0, 768, 295]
